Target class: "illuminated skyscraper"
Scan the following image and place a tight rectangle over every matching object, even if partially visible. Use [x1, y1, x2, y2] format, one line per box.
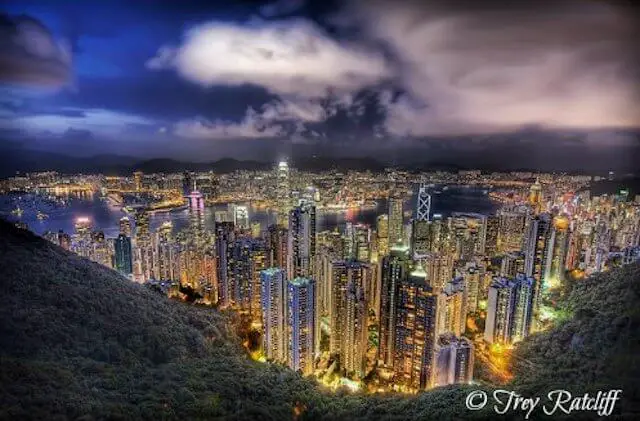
[523, 214, 551, 311]
[484, 274, 535, 345]
[416, 183, 431, 222]
[267, 224, 288, 269]
[422, 252, 455, 290]
[378, 244, 411, 367]
[528, 178, 543, 214]
[543, 215, 570, 290]
[133, 171, 143, 191]
[261, 268, 287, 362]
[437, 278, 466, 337]
[434, 334, 474, 387]
[114, 234, 133, 276]
[497, 206, 529, 253]
[376, 215, 389, 257]
[287, 277, 316, 375]
[133, 208, 153, 281]
[183, 170, 194, 196]
[328, 260, 371, 378]
[287, 203, 316, 279]
[393, 264, 439, 391]
[277, 161, 290, 227]
[388, 193, 404, 246]
[215, 222, 236, 307]
[462, 262, 481, 313]
[485, 216, 500, 256]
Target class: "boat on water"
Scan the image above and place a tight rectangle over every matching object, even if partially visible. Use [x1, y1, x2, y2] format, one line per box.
[37, 210, 49, 220]
[11, 206, 24, 217]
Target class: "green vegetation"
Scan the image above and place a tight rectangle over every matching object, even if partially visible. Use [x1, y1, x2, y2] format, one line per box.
[0, 220, 638, 420]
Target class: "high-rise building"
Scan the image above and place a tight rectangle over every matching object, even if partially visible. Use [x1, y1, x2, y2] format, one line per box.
[523, 213, 551, 311]
[501, 252, 526, 278]
[388, 194, 404, 246]
[277, 161, 290, 227]
[376, 215, 389, 257]
[393, 264, 439, 391]
[543, 215, 570, 290]
[422, 252, 455, 290]
[114, 233, 133, 277]
[484, 274, 536, 345]
[438, 278, 466, 337]
[133, 171, 143, 191]
[261, 268, 287, 362]
[133, 209, 153, 282]
[497, 206, 529, 253]
[215, 222, 236, 307]
[328, 260, 372, 378]
[183, 170, 194, 196]
[485, 216, 500, 257]
[434, 334, 474, 387]
[287, 203, 316, 279]
[267, 224, 288, 269]
[528, 178, 543, 214]
[287, 277, 316, 375]
[416, 183, 431, 222]
[378, 244, 411, 367]
[462, 262, 481, 314]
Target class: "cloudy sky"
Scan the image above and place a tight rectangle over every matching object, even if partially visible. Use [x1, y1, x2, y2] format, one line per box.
[0, 0, 638, 169]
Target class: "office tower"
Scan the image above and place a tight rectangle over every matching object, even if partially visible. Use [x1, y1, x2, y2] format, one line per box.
[528, 178, 543, 214]
[412, 219, 430, 259]
[462, 262, 481, 314]
[277, 161, 290, 227]
[485, 216, 499, 257]
[438, 278, 466, 337]
[416, 183, 431, 222]
[113, 234, 133, 276]
[376, 215, 389, 257]
[497, 206, 529, 253]
[287, 277, 316, 375]
[543, 215, 570, 289]
[261, 268, 287, 362]
[484, 274, 536, 345]
[215, 210, 232, 223]
[388, 193, 404, 246]
[228, 204, 250, 230]
[72, 217, 93, 259]
[522, 213, 551, 312]
[215, 222, 236, 307]
[154, 221, 177, 281]
[187, 190, 204, 211]
[328, 260, 372, 377]
[183, 170, 194, 196]
[434, 334, 474, 387]
[133, 171, 143, 191]
[267, 224, 288, 269]
[119, 216, 132, 237]
[378, 244, 411, 367]
[249, 240, 268, 318]
[393, 264, 439, 391]
[133, 209, 153, 281]
[501, 252, 526, 278]
[422, 252, 455, 290]
[287, 203, 316, 279]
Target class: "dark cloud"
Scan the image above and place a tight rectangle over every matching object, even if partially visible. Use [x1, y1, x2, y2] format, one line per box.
[0, 13, 72, 88]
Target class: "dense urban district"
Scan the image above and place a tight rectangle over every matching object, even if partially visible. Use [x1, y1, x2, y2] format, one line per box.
[1, 163, 639, 394]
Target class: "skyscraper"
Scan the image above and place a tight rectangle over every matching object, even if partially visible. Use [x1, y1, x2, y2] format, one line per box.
[484, 274, 536, 345]
[528, 178, 543, 214]
[277, 161, 290, 227]
[119, 216, 132, 237]
[328, 260, 372, 378]
[388, 194, 404, 247]
[287, 277, 316, 375]
[114, 234, 133, 277]
[287, 203, 316, 279]
[497, 206, 529, 253]
[543, 215, 570, 290]
[378, 244, 411, 367]
[261, 268, 287, 362]
[434, 334, 474, 387]
[416, 183, 431, 222]
[437, 277, 466, 337]
[376, 214, 389, 257]
[393, 264, 439, 391]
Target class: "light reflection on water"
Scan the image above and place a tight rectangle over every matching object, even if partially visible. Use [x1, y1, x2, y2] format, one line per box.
[0, 186, 497, 237]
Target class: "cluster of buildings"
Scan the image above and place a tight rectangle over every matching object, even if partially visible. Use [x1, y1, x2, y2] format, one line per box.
[17, 163, 639, 393]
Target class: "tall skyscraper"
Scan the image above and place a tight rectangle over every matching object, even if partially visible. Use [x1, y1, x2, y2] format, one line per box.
[434, 334, 474, 387]
[376, 215, 389, 257]
[393, 264, 439, 391]
[378, 244, 411, 367]
[416, 183, 431, 222]
[438, 277, 466, 337]
[261, 268, 287, 362]
[133, 209, 153, 282]
[267, 224, 288, 269]
[484, 274, 536, 345]
[287, 203, 316, 279]
[114, 233, 133, 276]
[277, 161, 290, 227]
[543, 215, 570, 290]
[119, 216, 132, 237]
[215, 222, 236, 307]
[328, 260, 371, 378]
[287, 277, 316, 375]
[388, 194, 404, 247]
[133, 171, 143, 191]
[497, 206, 529, 253]
[523, 213, 551, 312]
[528, 178, 543, 214]
[183, 170, 194, 196]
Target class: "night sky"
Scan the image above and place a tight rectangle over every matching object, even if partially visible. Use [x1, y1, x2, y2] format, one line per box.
[1, 0, 639, 170]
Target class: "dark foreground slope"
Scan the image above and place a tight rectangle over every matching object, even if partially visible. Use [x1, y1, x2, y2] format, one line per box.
[0, 221, 486, 421]
[1, 219, 638, 420]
